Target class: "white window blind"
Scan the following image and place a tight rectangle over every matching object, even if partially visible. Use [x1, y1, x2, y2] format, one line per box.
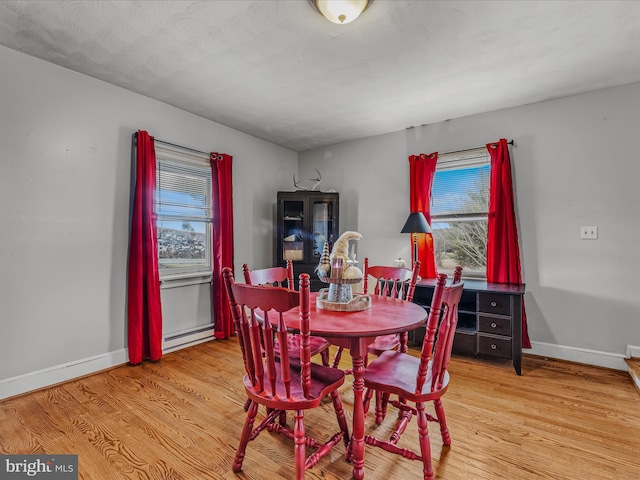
[156, 160, 212, 221]
[431, 148, 490, 221]
[154, 145, 212, 279]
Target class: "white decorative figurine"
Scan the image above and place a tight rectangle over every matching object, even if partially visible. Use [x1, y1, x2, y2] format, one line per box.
[328, 231, 363, 279]
[316, 231, 366, 305]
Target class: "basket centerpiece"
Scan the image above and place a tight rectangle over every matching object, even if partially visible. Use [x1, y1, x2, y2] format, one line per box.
[315, 231, 370, 311]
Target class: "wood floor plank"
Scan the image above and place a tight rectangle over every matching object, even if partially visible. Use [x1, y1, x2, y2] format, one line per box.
[2, 340, 640, 479]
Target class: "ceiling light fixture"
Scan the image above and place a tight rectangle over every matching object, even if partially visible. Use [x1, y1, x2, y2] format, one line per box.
[313, 0, 372, 25]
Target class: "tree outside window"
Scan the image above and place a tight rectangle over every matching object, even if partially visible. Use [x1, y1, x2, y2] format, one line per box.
[431, 149, 490, 278]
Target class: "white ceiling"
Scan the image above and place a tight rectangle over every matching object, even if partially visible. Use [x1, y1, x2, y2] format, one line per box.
[1, 1, 639, 152]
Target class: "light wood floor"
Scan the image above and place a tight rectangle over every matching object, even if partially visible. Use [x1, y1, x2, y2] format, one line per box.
[1, 340, 639, 479]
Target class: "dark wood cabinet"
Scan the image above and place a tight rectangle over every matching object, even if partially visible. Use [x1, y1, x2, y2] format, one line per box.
[411, 279, 525, 375]
[275, 191, 339, 291]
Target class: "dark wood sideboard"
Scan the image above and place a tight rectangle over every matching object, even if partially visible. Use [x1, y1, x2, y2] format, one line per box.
[410, 279, 526, 375]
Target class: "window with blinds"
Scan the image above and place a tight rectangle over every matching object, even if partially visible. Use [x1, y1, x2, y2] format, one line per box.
[155, 146, 212, 279]
[431, 148, 490, 278]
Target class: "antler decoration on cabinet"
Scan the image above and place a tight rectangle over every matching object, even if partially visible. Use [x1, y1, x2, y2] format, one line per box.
[293, 168, 322, 191]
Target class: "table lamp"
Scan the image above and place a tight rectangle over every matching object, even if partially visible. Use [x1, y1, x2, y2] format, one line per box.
[401, 212, 431, 269]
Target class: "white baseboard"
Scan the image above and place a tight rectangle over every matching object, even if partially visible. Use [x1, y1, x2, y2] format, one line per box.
[527, 341, 628, 371]
[0, 335, 219, 401]
[0, 349, 128, 400]
[162, 325, 215, 351]
[163, 334, 216, 354]
[626, 345, 640, 358]
[2, 340, 632, 400]
[628, 368, 640, 391]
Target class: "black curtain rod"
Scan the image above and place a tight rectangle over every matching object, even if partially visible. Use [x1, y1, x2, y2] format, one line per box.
[438, 139, 514, 156]
[133, 132, 210, 156]
[155, 139, 210, 157]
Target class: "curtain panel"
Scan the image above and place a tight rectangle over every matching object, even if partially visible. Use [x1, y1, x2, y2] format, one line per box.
[408, 153, 438, 279]
[210, 153, 234, 339]
[127, 130, 163, 364]
[486, 139, 530, 348]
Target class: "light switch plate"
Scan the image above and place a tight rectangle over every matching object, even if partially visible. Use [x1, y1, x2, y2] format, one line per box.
[580, 226, 598, 239]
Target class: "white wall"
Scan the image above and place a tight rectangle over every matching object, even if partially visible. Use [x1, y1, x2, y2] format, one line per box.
[2, 44, 638, 399]
[299, 82, 640, 369]
[0, 45, 297, 397]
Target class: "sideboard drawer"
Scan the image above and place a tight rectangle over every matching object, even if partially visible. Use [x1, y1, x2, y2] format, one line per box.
[478, 316, 511, 336]
[478, 293, 510, 316]
[478, 335, 512, 359]
[453, 331, 476, 355]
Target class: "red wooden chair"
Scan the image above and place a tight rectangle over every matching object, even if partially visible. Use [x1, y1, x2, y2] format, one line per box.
[362, 258, 422, 355]
[243, 262, 332, 368]
[332, 259, 421, 368]
[223, 268, 350, 480]
[452, 265, 463, 284]
[362, 273, 464, 480]
[335, 258, 421, 424]
[243, 261, 295, 289]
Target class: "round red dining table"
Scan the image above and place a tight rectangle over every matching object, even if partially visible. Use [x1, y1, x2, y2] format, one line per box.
[281, 292, 428, 480]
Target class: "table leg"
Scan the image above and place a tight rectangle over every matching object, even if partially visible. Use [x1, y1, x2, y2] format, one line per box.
[349, 353, 366, 480]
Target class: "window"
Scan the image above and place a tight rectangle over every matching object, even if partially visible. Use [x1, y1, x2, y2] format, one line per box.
[431, 148, 490, 278]
[155, 145, 212, 279]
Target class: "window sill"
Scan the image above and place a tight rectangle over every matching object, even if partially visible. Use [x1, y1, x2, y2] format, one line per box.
[160, 273, 212, 289]
[437, 269, 486, 280]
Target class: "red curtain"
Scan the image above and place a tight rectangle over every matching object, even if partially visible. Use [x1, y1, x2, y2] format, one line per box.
[486, 139, 530, 348]
[210, 152, 234, 339]
[408, 153, 438, 279]
[127, 131, 163, 364]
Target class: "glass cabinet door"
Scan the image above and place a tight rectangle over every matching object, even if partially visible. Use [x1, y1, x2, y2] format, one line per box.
[311, 199, 335, 263]
[276, 191, 338, 291]
[282, 199, 305, 262]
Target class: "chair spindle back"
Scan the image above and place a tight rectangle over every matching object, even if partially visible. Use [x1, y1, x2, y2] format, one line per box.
[452, 265, 463, 284]
[416, 274, 464, 394]
[223, 267, 312, 400]
[243, 261, 295, 289]
[363, 258, 421, 302]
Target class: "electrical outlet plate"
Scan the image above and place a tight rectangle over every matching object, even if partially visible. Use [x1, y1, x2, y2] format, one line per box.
[580, 226, 598, 239]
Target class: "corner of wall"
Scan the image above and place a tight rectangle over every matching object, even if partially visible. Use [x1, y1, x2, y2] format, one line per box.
[626, 345, 640, 358]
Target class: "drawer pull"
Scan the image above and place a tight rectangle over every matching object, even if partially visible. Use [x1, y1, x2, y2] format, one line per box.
[491, 322, 497, 328]
[491, 344, 497, 350]
[491, 301, 497, 307]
